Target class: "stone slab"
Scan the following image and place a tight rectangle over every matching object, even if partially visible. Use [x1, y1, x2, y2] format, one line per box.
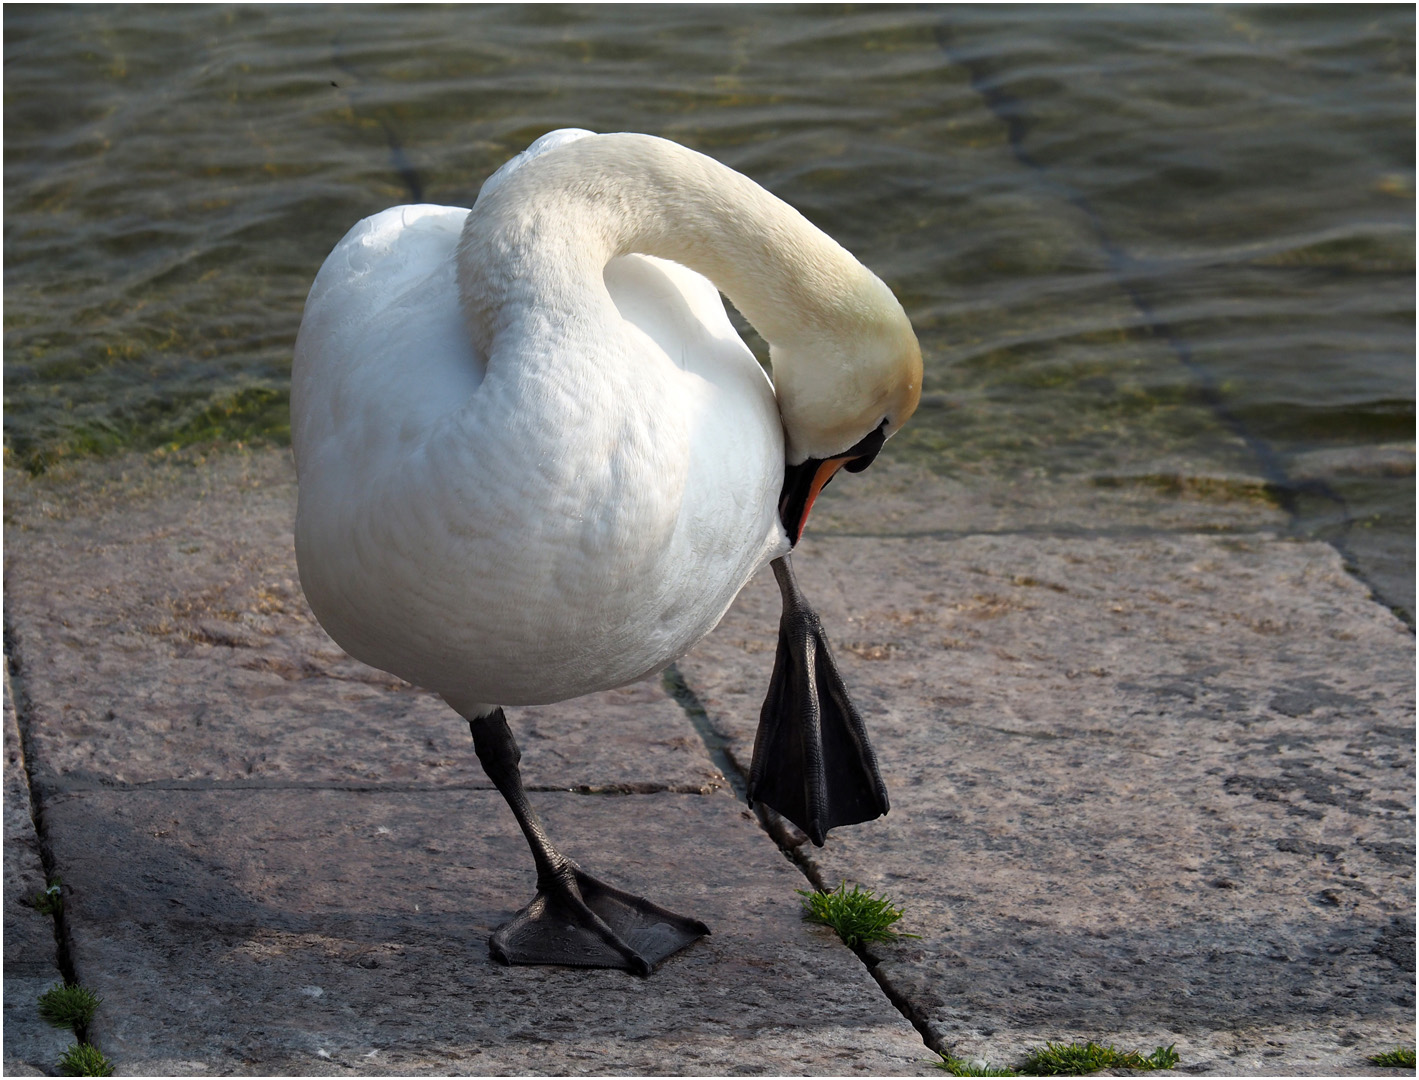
[6, 446, 1413, 1076]
[679, 531, 1415, 1075]
[4, 977, 75, 1077]
[46, 785, 932, 1076]
[2, 451, 721, 798]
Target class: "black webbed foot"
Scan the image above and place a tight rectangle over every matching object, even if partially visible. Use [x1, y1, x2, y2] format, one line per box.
[746, 556, 889, 846]
[490, 861, 709, 974]
[468, 708, 707, 975]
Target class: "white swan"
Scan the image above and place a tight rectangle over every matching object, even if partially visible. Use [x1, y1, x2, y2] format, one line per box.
[292, 130, 921, 973]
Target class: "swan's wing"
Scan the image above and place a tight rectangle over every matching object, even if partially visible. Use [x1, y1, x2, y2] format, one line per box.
[603, 254, 771, 387]
[604, 252, 789, 635]
[603, 255, 782, 530]
[292, 204, 483, 475]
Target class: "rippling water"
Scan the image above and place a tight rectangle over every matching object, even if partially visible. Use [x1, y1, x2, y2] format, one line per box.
[4, 4, 1414, 614]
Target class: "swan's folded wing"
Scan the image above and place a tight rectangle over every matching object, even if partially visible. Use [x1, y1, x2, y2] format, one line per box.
[292, 204, 486, 472]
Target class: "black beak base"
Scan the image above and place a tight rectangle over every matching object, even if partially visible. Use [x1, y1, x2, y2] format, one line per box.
[778, 459, 822, 547]
[777, 420, 888, 547]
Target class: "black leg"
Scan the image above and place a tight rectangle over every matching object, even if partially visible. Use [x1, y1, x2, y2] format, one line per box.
[747, 555, 890, 846]
[469, 708, 709, 973]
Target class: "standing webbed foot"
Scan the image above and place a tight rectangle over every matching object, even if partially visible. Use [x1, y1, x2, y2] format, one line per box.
[490, 861, 709, 974]
[747, 555, 889, 846]
[468, 707, 708, 974]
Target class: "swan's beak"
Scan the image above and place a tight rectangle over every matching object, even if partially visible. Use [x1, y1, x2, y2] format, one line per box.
[778, 421, 888, 546]
[779, 456, 851, 546]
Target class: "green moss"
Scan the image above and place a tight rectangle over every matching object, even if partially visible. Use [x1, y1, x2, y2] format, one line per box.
[160, 384, 290, 450]
[1369, 1046, 1416, 1068]
[31, 879, 63, 917]
[1090, 470, 1281, 505]
[9, 385, 290, 475]
[1019, 1040, 1179, 1075]
[937, 1041, 1179, 1076]
[797, 881, 919, 949]
[38, 984, 102, 1030]
[58, 1043, 114, 1077]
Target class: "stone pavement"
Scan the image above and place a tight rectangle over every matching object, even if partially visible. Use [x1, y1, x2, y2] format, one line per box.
[3, 446, 1413, 1076]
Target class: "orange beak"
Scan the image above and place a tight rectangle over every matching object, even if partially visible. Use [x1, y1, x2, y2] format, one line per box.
[778, 421, 889, 546]
[779, 456, 852, 546]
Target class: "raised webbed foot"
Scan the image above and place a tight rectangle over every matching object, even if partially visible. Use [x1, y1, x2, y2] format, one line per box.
[490, 861, 709, 974]
[747, 556, 889, 846]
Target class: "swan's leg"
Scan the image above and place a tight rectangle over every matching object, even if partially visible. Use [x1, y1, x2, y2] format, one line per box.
[468, 708, 709, 974]
[746, 555, 890, 846]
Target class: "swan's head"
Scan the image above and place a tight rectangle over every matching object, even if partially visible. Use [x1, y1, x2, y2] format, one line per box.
[772, 276, 922, 545]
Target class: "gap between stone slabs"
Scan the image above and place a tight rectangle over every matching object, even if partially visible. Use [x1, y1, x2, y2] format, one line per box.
[4, 663, 78, 1075]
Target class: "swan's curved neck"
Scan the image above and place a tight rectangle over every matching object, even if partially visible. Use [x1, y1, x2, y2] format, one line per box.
[457, 134, 890, 360]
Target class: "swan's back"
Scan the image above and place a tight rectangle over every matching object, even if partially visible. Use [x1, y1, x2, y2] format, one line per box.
[292, 204, 483, 483]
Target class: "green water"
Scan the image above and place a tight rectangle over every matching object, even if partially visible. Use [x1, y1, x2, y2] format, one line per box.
[4, 4, 1414, 615]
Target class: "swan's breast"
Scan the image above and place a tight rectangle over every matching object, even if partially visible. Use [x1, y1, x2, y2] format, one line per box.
[293, 222, 786, 708]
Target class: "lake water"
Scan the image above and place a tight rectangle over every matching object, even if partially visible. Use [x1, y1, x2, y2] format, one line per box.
[4, 4, 1414, 616]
